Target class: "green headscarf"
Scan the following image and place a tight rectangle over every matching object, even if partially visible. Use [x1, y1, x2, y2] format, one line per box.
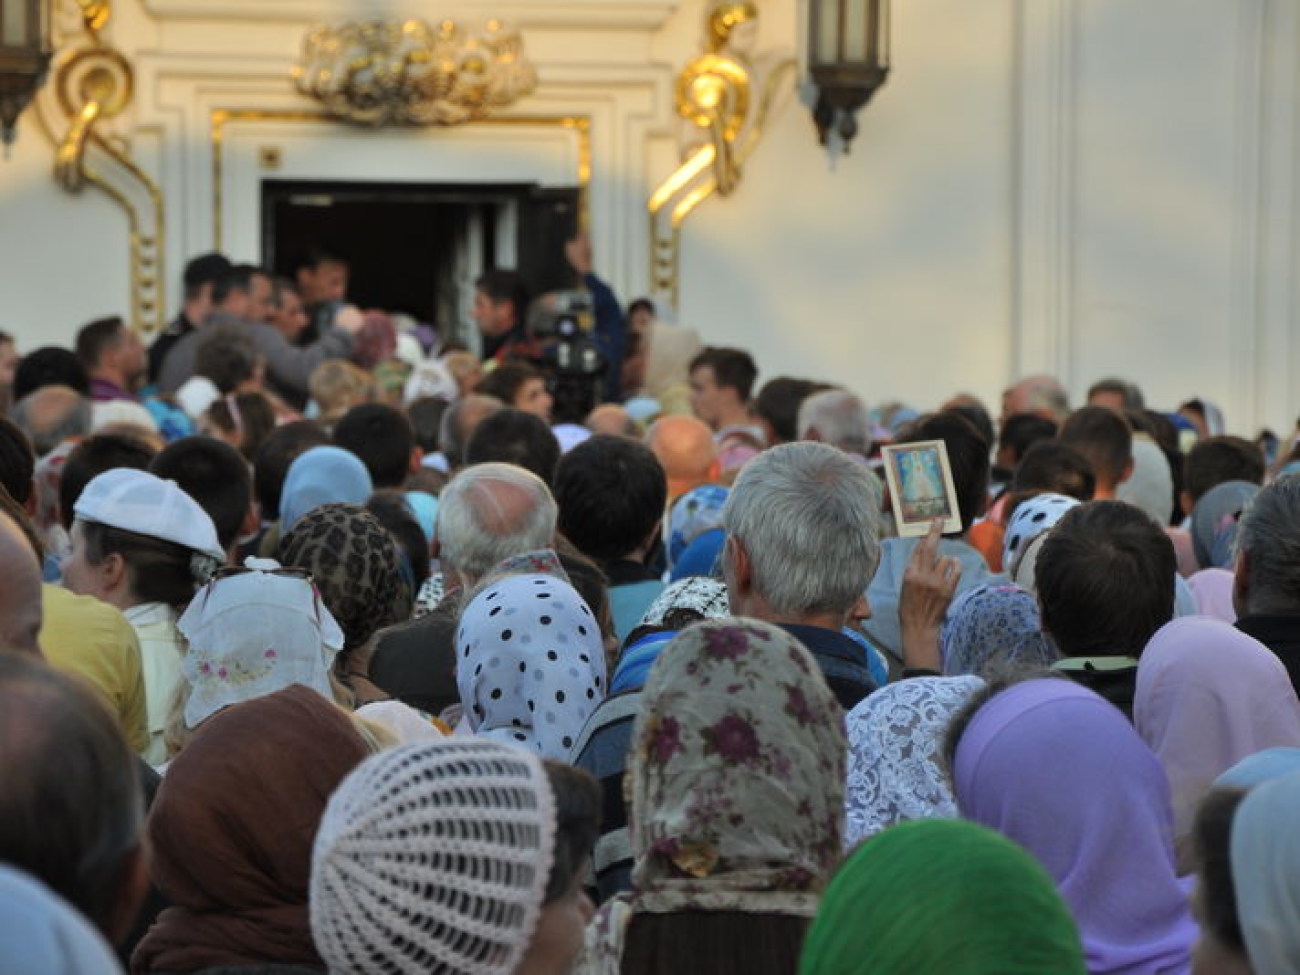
[799, 819, 1086, 975]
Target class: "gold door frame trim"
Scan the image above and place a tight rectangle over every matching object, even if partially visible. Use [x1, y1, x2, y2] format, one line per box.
[210, 109, 592, 251]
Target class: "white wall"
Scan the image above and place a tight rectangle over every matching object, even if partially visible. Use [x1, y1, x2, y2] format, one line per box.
[1, 0, 1297, 434]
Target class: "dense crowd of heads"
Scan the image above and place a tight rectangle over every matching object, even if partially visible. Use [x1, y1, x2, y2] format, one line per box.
[4, 248, 1300, 975]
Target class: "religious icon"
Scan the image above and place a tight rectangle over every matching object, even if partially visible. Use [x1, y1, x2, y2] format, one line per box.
[882, 440, 963, 537]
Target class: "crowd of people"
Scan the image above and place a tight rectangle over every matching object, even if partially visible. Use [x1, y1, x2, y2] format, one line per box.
[4, 241, 1300, 974]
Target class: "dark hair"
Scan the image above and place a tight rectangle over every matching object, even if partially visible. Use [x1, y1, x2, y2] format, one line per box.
[252, 420, 331, 520]
[998, 413, 1059, 467]
[1059, 407, 1133, 487]
[0, 417, 35, 505]
[206, 392, 276, 463]
[13, 347, 90, 400]
[365, 490, 431, 594]
[270, 276, 299, 309]
[1088, 378, 1146, 411]
[947, 400, 996, 450]
[194, 327, 259, 393]
[151, 436, 251, 550]
[622, 913, 809, 975]
[689, 347, 758, 402]
[1011, 441, 1095, 500]
[80, 520, 199, 609]
[60, 433, 156, 531]
[0, 487, 44, 565]
[1192, 787, 1248, 956]
[476, 361, 544, 408]
[334, 403, 415, 489]
[0, 653, 142, 936]
[1036, 501, 1176, 657]
[211, 265, 255, 307]
[753, 377, 820, 444]
[181, 252, 233, 301]
[407, 396, 449, 453]
[627, 297, 656, 319]
[555, 435, 666, 562]
[475, 269, 530, 320]
[465, 409, 561, 486]
[1185, 436, 1266, 505]
[290, 245, 348, 275]
[542, 761, 601, 903]
[901, 411, 991, 531]
[74, 317, 127, 371]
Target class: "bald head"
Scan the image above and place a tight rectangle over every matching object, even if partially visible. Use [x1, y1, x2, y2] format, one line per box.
[438, 393, 504, 470]
[647, 414, 716, 494]
[436, 462, 557, 584]
[1002, 375, 1069, 424]
[586, 404, 636, 438]
[0, 511, 42, 655]
[10, 385, 92, 458]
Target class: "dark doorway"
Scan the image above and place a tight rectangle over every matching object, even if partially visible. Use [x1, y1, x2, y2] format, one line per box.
[261, 179, 580, 342]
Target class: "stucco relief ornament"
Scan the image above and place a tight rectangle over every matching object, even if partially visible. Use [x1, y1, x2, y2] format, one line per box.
[293, 19, 537, 127]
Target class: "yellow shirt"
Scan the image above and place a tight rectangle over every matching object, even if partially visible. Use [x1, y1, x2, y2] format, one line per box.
[40, 585, 149, 755]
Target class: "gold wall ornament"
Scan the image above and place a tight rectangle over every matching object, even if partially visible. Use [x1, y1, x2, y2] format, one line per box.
[35, 0, 166, 334]
[293, 18, 538, 127]
[648, 0, 793, 308]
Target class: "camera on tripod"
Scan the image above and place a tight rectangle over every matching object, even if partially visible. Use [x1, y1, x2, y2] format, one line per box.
[527, 290, 607, 424]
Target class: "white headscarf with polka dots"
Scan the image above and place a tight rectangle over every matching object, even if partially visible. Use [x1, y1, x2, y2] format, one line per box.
[455, 572, 607, 760]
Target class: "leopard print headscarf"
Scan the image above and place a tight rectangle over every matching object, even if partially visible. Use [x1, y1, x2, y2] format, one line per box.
[278, 503, 412, 652]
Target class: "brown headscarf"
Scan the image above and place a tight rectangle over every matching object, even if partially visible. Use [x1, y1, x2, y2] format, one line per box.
[278, 502, 413, 652]
[131, 685, 370, 973]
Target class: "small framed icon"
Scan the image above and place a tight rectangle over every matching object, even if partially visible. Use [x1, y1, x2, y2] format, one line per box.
[881, 439, 963, 537]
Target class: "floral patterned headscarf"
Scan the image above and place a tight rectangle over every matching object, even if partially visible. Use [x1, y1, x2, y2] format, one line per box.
[628, 618, 846, 916]
[940, 584, 1058, 677]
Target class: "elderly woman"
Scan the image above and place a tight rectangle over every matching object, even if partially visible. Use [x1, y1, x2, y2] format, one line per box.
[312, 738, 601, 975]
[132, 686, 373, 974]
[800, 819, 1086, 974]
[1136, 616, 1300, 873]
[455, 572, 607, 760]
[949, 678, 1196, 975]
[279, 503, 412, 699]
[164, 557, 350, 758]
[62, 468, 225, 764]
[843, 675, 986, 846]
[1191, 771, 1300, 974]
[579, 618, 846, 975]
[938, 583, 1058, 677]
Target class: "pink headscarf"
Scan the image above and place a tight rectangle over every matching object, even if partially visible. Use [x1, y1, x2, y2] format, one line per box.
[1185, 568, 1236, 622]
[1136, 616, 1300, 850]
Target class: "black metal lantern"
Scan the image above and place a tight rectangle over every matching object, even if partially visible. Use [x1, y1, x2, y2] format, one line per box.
[0, 0, 52, 149]
[807, 0, 889, 152]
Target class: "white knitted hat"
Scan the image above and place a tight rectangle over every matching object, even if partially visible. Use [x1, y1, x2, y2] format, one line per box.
[310, 737, 557, 975]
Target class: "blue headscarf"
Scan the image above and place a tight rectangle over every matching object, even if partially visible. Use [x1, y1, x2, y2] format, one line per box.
[666, 485, 729, 571]
[940, 583, 1058, 677]
[280, 446, 373, 529]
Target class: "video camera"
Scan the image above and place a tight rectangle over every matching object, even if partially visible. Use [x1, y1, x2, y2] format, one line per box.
[527, 290, 607, 424]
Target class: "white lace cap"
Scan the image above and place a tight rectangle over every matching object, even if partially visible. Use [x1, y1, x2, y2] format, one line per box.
[311, 737, 557, 975]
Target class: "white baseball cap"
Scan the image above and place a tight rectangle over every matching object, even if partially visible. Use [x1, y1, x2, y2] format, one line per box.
[73, 468, 225, 561]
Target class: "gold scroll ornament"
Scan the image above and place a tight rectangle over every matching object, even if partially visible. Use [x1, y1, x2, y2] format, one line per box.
[41, 0, 165, 334]
[648, 1, 794, 308]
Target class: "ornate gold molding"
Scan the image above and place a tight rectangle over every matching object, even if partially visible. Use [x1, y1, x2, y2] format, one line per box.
[647, 0, 792, 308]
[210, 109, 591, 251]
[38, 0, 166, 333]
[292, 19, 537, 127]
